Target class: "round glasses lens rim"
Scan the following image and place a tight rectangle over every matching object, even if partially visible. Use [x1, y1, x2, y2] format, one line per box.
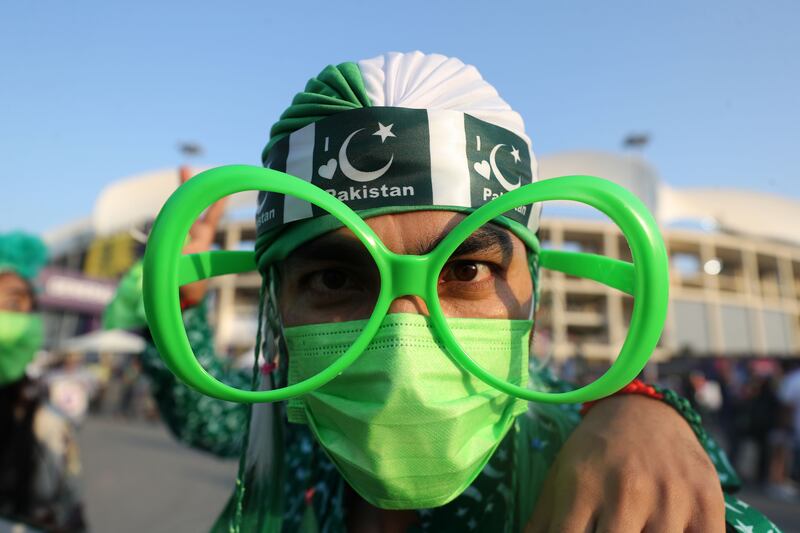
[145, 165, 396, 403]
[148, 167, 666, 404]
[424, 176, 668, 403]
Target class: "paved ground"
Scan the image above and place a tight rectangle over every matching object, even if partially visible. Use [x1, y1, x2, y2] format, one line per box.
[734, 487, 799, 532]
[78, 416, 237, 533]
[78, 416, 799, 532]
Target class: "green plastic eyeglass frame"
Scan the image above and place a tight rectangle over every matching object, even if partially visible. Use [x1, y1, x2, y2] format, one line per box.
[142, 165, 669, 404]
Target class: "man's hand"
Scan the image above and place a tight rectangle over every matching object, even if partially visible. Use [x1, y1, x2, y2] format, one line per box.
[179, 167, 227, 307]
[526, 395, 725, 533]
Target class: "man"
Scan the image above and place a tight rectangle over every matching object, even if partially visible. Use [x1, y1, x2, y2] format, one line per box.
[136, 52, 780, 531]
[0, 231, 87, 531]
[779, 360, 800, 486]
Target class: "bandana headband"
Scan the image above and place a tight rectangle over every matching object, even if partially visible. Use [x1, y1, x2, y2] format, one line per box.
[256, 107, 541, 236]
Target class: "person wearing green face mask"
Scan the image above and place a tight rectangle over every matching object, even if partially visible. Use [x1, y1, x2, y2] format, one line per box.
[133, 52, 782, 532]
[0, 231, 87, 532]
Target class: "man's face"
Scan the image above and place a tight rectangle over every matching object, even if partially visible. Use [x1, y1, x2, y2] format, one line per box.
[278, 211, 533, 326]
[0, 272, 33, 313]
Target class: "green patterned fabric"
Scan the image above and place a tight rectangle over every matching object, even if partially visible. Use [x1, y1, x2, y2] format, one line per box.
[137, 300, 783, 532]
[723, 494, 784, 533]
[103, 260, 148, 331]
[262, 62, 371, 162]
[139, 300, 248, 458]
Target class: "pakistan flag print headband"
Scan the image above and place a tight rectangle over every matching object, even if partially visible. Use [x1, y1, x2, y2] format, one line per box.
[256, 106, 542, 236]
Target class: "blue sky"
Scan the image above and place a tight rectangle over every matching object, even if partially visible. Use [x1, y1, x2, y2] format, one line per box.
[1, 0, 798, 234]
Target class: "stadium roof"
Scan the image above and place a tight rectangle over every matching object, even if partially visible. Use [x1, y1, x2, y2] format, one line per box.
[44, 154, 800, 251]
[539, 151, 800, 247]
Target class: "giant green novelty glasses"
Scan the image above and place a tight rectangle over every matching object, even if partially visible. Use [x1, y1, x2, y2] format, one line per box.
[143, 165, 668, 404]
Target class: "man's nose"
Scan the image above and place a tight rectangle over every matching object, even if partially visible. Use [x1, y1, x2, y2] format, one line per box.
[387, 295, 429, 315]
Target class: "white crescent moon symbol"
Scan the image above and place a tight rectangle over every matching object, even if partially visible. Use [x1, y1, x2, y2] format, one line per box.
[489, 144, 521, 191]
[338, 128, 394, 183]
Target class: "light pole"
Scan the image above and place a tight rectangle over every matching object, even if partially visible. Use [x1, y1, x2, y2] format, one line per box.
[177, 141, 205, 181]
[622, 132, 650, 151]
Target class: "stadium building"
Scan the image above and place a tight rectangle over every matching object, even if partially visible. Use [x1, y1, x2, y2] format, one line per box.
[41, 153, 800, 364]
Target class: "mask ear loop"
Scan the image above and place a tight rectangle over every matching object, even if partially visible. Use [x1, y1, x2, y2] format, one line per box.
[527, 234, 552, 372]
[231, 274, 269, 533]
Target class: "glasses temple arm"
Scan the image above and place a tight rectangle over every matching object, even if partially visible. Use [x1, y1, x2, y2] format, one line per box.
[539, 250, 634, 295]
[178, 251, 258, 286]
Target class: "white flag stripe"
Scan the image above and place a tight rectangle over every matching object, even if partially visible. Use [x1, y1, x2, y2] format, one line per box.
[428, 109, 471, 207]
[358, 52, 528, 138]
[284, 123, 316, 223]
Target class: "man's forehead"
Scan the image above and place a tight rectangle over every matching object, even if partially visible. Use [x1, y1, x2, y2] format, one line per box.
[0, 272, 29, 291]
[287, 210, 520, 259]
[0, 272, 33, 309]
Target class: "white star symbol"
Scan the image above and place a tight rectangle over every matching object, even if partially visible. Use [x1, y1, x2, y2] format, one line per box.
[725, 501, 742, 514]
[733, 520, 753, 533]
[510, 145, 521, 163]
[373, 122, 396, 143]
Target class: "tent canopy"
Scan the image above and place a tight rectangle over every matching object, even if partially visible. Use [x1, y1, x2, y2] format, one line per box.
[59, 329, 146, 354]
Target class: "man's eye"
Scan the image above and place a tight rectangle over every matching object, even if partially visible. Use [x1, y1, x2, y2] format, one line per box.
[441, 261, 494, 283]
[307, 268, 356, 292]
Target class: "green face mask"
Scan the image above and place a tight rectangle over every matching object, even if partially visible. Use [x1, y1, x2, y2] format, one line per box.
[0, 311, 43, 385]
[284, 313, 531, 509]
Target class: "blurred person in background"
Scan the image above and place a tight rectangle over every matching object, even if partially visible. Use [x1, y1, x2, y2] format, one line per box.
[110, 52, 784, 531]
[743, 363, 783, 490]
[0, 231, 87, 532]
[779, 359, 800, 486]
[714, 358, 747, 462]
[44, 352, 98, 425]
[687, 370, 723, 430]
[717, 364, 765, 481]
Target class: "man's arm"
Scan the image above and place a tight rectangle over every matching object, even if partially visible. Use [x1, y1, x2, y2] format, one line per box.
[178, 170, 227, 307]
[527, 394, 726, 532]
[118, 170, 250, 457]
[518, 364, 783, 532]
[139, 299, 250, 458]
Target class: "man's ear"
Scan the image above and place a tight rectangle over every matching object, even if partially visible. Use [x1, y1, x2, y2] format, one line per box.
[526, 249, 540, 321]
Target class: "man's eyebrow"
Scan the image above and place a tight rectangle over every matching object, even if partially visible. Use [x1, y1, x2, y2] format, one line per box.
[286, 224, 515, 263]
[286, 234, 374, 265]
[416, 225, 514, 259]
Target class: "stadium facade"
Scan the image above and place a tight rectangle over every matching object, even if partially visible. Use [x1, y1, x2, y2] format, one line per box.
[41, 153, 800, 362]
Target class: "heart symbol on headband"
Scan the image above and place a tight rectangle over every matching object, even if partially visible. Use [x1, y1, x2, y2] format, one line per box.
[318, 158, 338, 179]
[473, 160, 491, 180]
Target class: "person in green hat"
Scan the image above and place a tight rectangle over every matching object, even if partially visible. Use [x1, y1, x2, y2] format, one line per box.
[116, 52, 783, 532]
[0, 231, 88, 532]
